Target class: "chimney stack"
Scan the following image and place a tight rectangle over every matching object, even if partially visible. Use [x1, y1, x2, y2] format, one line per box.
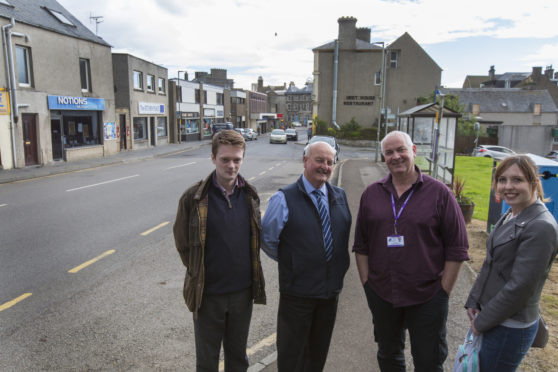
[489, 65, 495, 81]
[356, 27, 371, 43]
[338, 16, 357, 50]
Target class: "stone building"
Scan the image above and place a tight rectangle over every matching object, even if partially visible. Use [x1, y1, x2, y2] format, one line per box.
[0, 0, 116, 168]
[285, 81, 313, 125]
[112, 53, 169, 150]
[312, 16, 441, 130]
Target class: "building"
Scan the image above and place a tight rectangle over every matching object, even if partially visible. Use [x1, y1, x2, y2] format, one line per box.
[254, 76, 287, 127]
[193, 68, 234, 90]
[112, 53, 169, 150]
[443, 88, 558, 154]
[285, 81, 313, 125]
[1, 0, 116, 168]
[230, 89, 247, 128]
[172, 77, 227, 141]
[312, 16, 441, 130]
[247, 90, 276, 133]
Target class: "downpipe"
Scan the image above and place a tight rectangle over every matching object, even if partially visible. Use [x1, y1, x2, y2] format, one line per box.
[331, 39, 340, 130]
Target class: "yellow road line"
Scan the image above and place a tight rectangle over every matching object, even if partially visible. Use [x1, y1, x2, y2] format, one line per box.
[248, 177, 256, 181]
[0, 293, 32, 312]
[219, 333, 276, 371]
[268, 167, 274, 171]
[259, 171, 266, 176]
[68, 250, 115, 274]
[141, 221, 170, 236]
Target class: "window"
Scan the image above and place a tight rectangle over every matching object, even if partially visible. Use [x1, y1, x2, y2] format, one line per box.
[133, 70, 143, 90]
[216, 93, 224, 105]
[472, 104, 480, 116]
[390, 51, 398, 68]
[79, 58, 91, 92]
[157, 117, 167, 137]
[195, 89, 200, 104]
[203, 90, 207, 104]
[374, 72, 381, 86]
[146, 74, 155, 92]
[46, 8, 74, 26]
[133, 117, 147, 140]
[16, 45, 32, 86]
[158, 78, 165, 94]
[534, 104, 541, 116]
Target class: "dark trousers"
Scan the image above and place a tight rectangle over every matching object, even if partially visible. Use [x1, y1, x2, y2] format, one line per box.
[363, 283, 448, 372]
[193, 288, 253, 372]
[277, 293, 339, 372]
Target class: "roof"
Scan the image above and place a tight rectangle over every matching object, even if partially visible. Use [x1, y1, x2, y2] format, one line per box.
[399, 102, 460, 117]
[312, 38, 383, 51]
[0, 0, 110, 47]
[462, 75, 489, 88]
[286, 83, 313, 94]
[442, 88, 558, 113]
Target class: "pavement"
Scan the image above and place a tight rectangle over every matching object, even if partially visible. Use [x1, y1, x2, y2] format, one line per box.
[0, 135, 476, 371]
[0, 138, 213, 184]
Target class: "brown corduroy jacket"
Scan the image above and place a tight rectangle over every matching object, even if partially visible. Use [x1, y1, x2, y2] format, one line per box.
[173, 172, 266, 318]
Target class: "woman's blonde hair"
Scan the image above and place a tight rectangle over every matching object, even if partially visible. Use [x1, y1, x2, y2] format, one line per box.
[493, 155, 547, 202]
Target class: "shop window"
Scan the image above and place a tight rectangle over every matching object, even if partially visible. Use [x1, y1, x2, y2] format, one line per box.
[157, 117, 167, 137]
[183, 119, 199, 134]
[133, 70, 143, 90]
[158, 78, 165, 94]
[79, 58, 91, 92]
[63, 116, 99, 147]
[16, 45, 32, 86]
[133, 117, 147, 140]
[146, 74, 155, 92]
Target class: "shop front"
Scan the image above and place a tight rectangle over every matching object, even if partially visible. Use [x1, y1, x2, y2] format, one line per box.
[179, 112, 201, 142]
[48, 95, 106, 162]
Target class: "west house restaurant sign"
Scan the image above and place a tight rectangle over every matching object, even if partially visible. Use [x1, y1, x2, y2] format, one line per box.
[138, 102, 166, 115]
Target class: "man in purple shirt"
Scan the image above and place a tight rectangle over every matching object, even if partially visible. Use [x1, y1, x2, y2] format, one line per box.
[353, 131, 469, 372]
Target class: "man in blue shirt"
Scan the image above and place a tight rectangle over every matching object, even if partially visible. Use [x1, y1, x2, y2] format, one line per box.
[262, 141, 352, 372]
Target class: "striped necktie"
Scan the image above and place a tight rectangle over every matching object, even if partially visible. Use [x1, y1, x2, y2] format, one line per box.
[312, 189, 333, 261]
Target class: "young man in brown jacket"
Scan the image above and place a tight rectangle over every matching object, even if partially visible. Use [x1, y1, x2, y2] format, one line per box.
[173, 130, 266, 372]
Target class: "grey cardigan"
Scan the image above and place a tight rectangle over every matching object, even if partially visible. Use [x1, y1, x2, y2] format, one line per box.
[465, 200, 558, 332]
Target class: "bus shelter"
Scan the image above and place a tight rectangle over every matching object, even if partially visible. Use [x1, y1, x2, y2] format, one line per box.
[397, 103, 461, 185]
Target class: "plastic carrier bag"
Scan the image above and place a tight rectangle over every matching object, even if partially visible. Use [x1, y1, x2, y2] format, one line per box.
[453, 327, 481, 372]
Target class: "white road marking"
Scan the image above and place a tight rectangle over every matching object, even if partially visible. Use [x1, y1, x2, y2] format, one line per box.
[165, 162, 196, 170]
[66, 175, 139, 192]
[0, 204, 7, 208]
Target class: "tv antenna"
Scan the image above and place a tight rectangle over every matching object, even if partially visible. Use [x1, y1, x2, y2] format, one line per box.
[89, 13, 104, 36]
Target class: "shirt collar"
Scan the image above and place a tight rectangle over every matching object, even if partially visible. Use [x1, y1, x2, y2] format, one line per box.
[380, 166, 423, 193]
[302, 174, 328, 197]
[212, 171, 244, 195]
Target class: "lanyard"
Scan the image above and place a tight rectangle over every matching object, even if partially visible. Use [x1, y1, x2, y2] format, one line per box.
[390, 188, 414, 235]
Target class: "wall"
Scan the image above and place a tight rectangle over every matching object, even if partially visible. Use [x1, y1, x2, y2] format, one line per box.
[499, 125, 554, 155]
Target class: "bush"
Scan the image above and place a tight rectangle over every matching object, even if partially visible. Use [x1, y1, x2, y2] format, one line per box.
[315, 117, 329, 135]
[327, 128, 337, 137]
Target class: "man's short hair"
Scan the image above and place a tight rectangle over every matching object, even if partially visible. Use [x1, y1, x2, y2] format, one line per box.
[303, 141, 335, 158]
[380, 131, 413, 153]
[212, 129, 246, 157]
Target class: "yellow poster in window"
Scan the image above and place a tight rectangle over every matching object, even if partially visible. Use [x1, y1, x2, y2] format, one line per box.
[0, 89, 10, 115]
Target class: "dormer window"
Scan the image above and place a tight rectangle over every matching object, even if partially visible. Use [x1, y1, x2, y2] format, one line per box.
[46, 8, 74, 26]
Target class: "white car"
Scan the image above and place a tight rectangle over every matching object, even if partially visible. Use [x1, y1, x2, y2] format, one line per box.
[292, 122, 302, 127]
[270, 129, 287, 144]
[245, 128, 258, 140]
[472, 145, 516, 160]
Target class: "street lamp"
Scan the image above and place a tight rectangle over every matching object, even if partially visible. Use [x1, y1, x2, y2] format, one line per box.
[177, 70, 186, 143]
[372, 42, 385, 162]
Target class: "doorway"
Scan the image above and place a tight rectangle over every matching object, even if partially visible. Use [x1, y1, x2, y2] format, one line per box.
[22, 114, 38, 165]
[51, 119, 63, 160]
[120, 114, 127, 150]
[150, 117, 156, 146]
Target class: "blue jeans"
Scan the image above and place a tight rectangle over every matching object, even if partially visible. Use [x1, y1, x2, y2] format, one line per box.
[479, 321, 538, 371]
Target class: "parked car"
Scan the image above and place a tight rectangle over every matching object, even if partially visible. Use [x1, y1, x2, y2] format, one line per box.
[306, 135, 339, 163]
[285, 128, 298, 141]
[546, 150, 558, 161]
[212, 122, 234, 136]
[292, 122, 302, 127]
[472, 145, 516, 160]
[270, 129, 287, 144]
[245, 128, 258, 140]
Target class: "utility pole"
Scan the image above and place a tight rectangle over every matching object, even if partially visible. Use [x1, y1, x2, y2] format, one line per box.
[373, 42, 385, 162]
[89, 13, 104, 36]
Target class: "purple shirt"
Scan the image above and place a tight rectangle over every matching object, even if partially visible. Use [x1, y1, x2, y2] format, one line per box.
[353, 168, 469, 307]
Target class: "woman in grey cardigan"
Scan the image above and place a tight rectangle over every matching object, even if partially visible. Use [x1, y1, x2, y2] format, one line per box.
[465, 155, 558, 371]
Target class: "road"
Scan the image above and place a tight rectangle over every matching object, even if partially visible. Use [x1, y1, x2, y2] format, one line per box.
[0, 129, 325, 370]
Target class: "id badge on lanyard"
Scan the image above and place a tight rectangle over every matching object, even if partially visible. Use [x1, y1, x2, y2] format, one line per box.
[387, 189, 414, 248]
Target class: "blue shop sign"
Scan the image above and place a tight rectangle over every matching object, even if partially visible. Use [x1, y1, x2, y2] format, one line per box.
[48, 95, 105, 111]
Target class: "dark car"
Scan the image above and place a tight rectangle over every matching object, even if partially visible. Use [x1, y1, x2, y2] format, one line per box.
[306, 135, 340, 163]
[546, 150, 558, 161]
[285, 128, 298, 141]
[212, 122, 234, 136]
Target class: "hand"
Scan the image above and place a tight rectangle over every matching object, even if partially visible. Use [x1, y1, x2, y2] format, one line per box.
[466, 307, 480, 321]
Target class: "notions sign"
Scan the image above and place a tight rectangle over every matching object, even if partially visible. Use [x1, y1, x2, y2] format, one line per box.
[139, 102, 166, 115]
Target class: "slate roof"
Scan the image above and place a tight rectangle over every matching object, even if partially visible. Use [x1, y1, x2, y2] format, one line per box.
[0, 0, 110, 47]
[312, 38, 382, 51]
[286, 83, 313, 94]
[399, 102, 460, 117]
[462, 75, 489, 88]
[442, 88, 558, 113]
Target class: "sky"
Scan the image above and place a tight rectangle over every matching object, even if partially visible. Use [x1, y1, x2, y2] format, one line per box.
[58, 0, 558, 91]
